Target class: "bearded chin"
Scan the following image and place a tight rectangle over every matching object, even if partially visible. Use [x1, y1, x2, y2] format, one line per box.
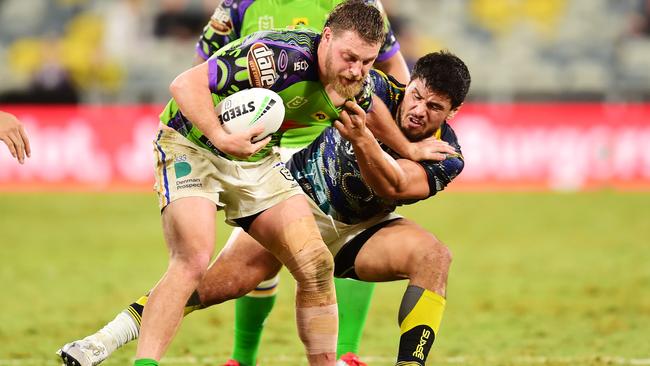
[325, 45, 363, 98]
[333, 80, 363, 99]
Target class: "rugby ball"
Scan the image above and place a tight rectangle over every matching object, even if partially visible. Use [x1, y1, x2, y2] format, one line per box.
[215, 88, 285, 142]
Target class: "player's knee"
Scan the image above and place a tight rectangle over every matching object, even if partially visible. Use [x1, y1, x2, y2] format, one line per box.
[288, 243, 334, 292]
[169, 252, 212, 283]
[417, 237, 452, 272]
[437, 241, 453, 268]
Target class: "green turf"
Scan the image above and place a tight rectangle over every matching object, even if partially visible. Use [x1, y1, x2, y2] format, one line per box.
[1, 192, 648, 365]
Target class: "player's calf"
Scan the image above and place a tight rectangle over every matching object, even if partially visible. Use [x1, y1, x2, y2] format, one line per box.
[247, 197, 338, 365]
[274, 220, 338, 364]
[396, 238, 452, 365]
[396, 285, 446, 365]
[285, 242, 338, 363]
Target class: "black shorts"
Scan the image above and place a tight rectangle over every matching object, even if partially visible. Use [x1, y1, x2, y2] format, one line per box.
[333, 218, 402, 280]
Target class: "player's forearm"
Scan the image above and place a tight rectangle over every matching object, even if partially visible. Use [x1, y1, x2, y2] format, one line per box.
[367, 115, 416, 160]
[366, 95, 423, 161]
[352, 135, 407, 198]
[169, 67, 226, 145]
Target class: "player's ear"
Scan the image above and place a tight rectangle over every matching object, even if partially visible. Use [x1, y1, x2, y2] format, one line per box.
[322, 26, 333, 42]
[447, 103, 462, 121]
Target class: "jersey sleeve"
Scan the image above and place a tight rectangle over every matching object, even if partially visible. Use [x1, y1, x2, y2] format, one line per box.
[195, 0, 253, 61]
[418, 124, 464, 197]
[207, 30, 319, 96]
[354, 78, 375, 113]
[353, 69, 398, 113]
[367, 69, 404, 117]
[206, 36, 282, 95]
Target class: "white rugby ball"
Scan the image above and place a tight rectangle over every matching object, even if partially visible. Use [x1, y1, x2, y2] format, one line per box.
[215, 88, 285, 142]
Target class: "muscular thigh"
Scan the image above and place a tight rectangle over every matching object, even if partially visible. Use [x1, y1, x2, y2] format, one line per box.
[246, 194, 324, 264]
[161, 196, 217, 260]
[353, 218, 438, 282]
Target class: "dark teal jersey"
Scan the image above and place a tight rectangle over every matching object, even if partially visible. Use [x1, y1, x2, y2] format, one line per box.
[286, 69, 465, 224]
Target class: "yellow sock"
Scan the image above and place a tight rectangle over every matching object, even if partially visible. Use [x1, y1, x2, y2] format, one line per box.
[396, 286, 446, 365]
[126, 295, 149, 326]
[183, 290, 203, 316]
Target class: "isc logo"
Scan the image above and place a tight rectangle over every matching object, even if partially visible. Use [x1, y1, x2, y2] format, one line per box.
[248, 43, 277, 88]
[293, 60, 309, 71]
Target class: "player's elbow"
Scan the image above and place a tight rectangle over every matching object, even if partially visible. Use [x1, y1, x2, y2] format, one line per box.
[377, 187, 405, 201]
[373, 176, 409, 200]
[169, 73, 189, 100]
[373, 185, 397, 199]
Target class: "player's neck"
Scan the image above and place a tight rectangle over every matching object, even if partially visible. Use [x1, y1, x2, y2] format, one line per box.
[323, 84, 348, 107]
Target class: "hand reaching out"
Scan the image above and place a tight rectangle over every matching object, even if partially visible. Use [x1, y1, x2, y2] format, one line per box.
[0, 111, 31, 164]
[409, 136, 458, 162]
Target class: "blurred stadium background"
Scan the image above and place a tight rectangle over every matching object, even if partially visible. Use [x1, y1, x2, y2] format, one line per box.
[1, 0, 649, 365]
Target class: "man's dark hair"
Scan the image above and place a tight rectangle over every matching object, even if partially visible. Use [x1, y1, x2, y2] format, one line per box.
[412, 50, 471, 110]
[324, 0, 385, 46]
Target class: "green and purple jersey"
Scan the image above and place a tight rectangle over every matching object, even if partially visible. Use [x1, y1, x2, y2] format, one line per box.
[196, 0, 400, 64]
[195, 0, 401, 148]
[160, 28, 374, 161]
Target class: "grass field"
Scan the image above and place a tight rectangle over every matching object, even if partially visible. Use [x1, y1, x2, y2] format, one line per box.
[1, 192, 649, 366]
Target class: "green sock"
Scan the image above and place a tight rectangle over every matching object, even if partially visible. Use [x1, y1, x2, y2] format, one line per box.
[335, 278, 375, 358]
[133, 359, 158, 366]
[231, 294, 277, 366]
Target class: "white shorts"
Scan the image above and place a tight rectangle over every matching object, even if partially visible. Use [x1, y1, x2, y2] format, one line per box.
[278, 145, 402, 259]
[306, 197, 402, 259]
[276, 146, 302, 163]
[153, 127, 304, 225]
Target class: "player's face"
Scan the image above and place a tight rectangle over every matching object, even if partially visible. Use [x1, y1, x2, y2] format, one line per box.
[323, 29, 380, 98]
[397, 78, 458, 142]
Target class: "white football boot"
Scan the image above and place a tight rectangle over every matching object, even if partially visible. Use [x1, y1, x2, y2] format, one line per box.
[56, 336, 109, 366]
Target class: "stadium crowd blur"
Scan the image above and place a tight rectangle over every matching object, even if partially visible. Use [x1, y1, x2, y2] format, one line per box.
[1, 0, 649, 104]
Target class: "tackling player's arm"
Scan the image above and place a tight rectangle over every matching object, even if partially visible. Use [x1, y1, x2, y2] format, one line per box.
[335, 101, 408, 195]
[336, 101, 463, 201]
[169, 62, 269, 158]
[336, 107, 428, 200]
[366, 94, 455, 164]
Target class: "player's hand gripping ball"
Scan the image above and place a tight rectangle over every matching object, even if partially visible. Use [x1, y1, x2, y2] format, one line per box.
[215, 88, 285, 142]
